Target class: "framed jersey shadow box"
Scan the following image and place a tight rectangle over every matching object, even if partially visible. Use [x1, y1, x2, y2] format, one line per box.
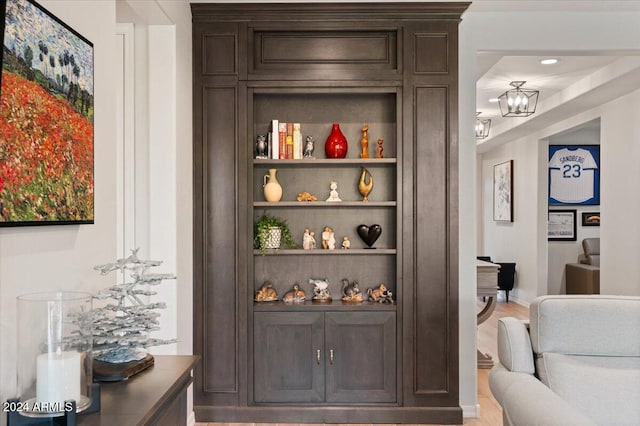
[548, 145, 600, 205]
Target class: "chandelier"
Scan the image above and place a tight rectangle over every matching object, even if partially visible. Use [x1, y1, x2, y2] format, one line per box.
[475, 112, 491, 139]
[498, 81, 539, 117]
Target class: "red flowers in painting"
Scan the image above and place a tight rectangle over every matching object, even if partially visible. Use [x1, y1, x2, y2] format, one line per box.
[0, 71, 94, 222]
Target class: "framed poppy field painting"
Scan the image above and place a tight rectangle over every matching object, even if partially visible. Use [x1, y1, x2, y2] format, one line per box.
[0, 0, 94, 226]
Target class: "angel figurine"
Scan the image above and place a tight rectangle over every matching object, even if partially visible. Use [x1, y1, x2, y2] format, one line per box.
[326, 181, 342, 202]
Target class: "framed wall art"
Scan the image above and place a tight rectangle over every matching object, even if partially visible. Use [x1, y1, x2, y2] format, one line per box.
[548, 209, 577, 241]
[581, 211, 600, 227]
[549, 145, 600, 206]
[0, 0, 94, 226]
[493, 160, 513, 222]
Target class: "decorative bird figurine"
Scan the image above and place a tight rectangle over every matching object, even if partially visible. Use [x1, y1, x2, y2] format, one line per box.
[358, 167, 374, 202]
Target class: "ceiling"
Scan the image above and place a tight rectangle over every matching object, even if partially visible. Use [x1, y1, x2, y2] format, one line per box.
[476, 54, 640, 151]
[467, 1, 640, 13]
[470, 0, 640, 152]
[477, 55, 624, 121]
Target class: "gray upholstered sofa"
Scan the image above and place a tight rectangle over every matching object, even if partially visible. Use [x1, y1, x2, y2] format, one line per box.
[490, 295, 640, 426]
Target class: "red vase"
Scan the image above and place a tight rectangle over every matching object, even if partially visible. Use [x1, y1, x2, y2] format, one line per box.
[325, 123, 348, 158]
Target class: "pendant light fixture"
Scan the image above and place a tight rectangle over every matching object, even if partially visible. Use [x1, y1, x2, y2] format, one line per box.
[497, 81, 539, 117]
[475, 112, 491, 139]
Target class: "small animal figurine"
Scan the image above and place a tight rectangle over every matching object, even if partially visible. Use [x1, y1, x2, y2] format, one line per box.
[310, 278, 332, 302]
[376, 138, 384, 159]
[341, 236, 351, 250]
[367, 283, 393, 303]
[360, 124, 369, 158]
[303, 135, 315, 159]
[256, 134, 268, 159]
[254, 281, 278, 302]
[282, 283, 306, 303]
[358, 167, 374, 202]
[341, 278, 363, 303]
[322, 226, 336, 250]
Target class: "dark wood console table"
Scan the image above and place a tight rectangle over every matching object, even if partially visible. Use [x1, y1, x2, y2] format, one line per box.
[79, 355, 198, 426]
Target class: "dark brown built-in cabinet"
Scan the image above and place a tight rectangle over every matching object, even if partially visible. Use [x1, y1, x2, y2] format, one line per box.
[193, 3, 468, 424]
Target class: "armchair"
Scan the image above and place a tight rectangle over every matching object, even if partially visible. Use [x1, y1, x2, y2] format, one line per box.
[579, 237, 600, 265]
[565, 238, 600, 294]
[490, 295, 640, 426]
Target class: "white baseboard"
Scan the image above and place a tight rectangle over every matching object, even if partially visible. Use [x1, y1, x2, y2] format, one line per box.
[509, 296, 530, 308]
[187, 410, 196, 426]
[462, 403, 481, 418]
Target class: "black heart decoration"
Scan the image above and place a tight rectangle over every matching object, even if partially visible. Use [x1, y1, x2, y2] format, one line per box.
[357, 224, 382, 248]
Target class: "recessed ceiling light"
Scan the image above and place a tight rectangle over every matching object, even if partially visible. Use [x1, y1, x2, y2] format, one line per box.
[488, 98, 499, 103]
[540, 58, 559, 65]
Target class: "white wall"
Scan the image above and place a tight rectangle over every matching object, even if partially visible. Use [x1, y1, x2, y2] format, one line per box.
[600, 89, 640, 295]
[458, 18, 480, 416]
[0, 0, 117, 415]
[147, 24, 178, 355]
[115, 0, 192, 356]
[157, 0, 193, 359]
[479, 136, 540, 304]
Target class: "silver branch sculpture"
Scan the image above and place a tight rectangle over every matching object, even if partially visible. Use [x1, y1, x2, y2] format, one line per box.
[92, 248, 177, 363]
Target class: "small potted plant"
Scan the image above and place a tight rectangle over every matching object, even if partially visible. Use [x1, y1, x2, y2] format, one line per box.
[254, 213, 297, 253]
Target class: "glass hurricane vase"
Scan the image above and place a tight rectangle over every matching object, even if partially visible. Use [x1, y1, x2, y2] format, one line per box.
[16, 291, 94, 417]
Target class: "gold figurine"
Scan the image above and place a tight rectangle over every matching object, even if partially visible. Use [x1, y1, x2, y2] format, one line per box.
[358, 167, 374, 202]
[360, 124, 369, 158]
[376, 138, 384, 159]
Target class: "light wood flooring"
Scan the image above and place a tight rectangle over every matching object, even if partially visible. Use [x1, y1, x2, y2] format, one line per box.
[196, 295, 529, 426]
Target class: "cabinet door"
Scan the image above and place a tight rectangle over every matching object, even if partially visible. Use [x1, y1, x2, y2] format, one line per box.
[254, 312, 325, 403]
[325, 311, 396, 403]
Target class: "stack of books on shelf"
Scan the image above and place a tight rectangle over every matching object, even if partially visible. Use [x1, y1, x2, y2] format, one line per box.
[269, 119, 302, 160]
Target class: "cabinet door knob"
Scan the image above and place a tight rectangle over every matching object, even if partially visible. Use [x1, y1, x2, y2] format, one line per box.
[329, 349, 334, 365]
[316, 349, 321, 365]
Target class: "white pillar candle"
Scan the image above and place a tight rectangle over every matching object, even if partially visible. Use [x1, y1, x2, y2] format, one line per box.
[36, 350, 81, 404]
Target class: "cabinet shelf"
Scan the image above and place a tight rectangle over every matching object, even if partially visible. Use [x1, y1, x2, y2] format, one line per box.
[254, 158, 396, 166]
[253, 300, 397, 312]
[254, 201, 396, 208]
[253, 248, 396, 256]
